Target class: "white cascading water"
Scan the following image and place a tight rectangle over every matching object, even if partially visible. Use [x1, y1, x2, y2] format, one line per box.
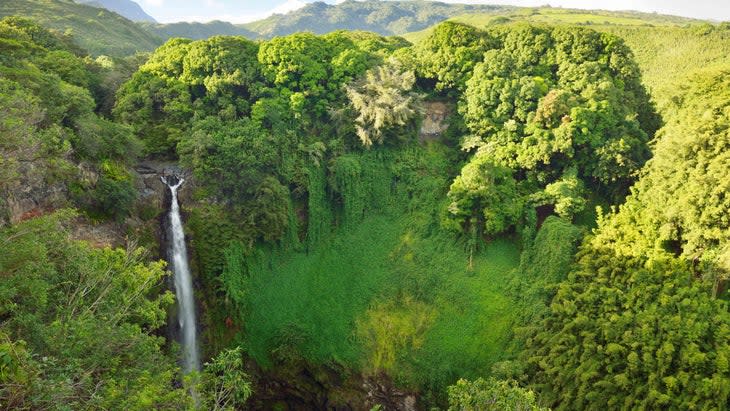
[163, 176, 200, 374]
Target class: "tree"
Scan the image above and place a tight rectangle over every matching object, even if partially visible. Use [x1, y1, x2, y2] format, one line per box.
[522, 66, 730, 410]
[113, 71, 192, 156]
[630, 67, 730, 260]
[448, 378, 547, 411]
[180, 36, 261, 118]
[0, 212, 189, 409]
[447, 25, 655, 238]
[177, 117, 291, 242]
[199, 347, 253, 411]
[257, 32, 331, 117]
[525, 243, 730, 410]
[444, 152, 524, 238]
[114, 36, 262, 155]
[413, 21, 497, 92]
[345, 59, 422, 148]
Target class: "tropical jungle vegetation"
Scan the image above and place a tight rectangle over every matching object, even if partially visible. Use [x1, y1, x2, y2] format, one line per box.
[1, 0, 730, 410]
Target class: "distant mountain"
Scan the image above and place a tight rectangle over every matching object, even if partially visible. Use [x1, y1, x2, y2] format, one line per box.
[76, 0, 157, 23]
[242, 0, 514, 38]
[0, 0, 161, 56]
[140, 20, 256, 41]
[402, 6, 704, 43]
[140, 0, 515, 41]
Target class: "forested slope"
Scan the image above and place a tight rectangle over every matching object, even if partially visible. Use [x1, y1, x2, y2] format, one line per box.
[0, 15, 258, 409]
[404, 8, 730, 110]
[525, 66, 730, 410]
[0, 16, 182, 408]
[0, 0, 161, 56]
[242, 0, 512, 38]
[75, 0, 157, 23]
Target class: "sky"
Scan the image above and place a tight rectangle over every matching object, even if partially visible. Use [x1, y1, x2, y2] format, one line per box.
[136, 0, 730, 24]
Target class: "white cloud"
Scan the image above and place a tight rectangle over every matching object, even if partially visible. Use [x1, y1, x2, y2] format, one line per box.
[271, 0, 308, 15]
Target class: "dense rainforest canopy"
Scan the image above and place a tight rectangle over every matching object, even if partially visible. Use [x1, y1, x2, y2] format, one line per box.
[1, 4, 730, 410]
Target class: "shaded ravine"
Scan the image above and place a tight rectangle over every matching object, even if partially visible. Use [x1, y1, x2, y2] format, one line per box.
[162, 175, 200, 374]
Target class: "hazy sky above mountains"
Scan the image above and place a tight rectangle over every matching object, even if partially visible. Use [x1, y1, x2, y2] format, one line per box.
[136, 0, 730, 24]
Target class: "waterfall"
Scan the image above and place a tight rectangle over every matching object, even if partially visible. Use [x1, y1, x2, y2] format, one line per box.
[162, 176, 200, 374]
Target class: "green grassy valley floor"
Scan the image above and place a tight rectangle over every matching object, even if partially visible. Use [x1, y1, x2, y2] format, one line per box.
[242, 214, 520, 390]
[221, 143, 532, 399]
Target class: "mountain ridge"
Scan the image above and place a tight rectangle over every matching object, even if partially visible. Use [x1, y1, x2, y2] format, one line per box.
[0, 0, 161, 56]
[141, 0, 711, 43]
[76, 0, 156, 23]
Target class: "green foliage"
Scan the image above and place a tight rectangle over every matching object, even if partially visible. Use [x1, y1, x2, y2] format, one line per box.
[512, 216, 582, 327]
[30, 6, 727, 409]
[448, 377, 547, 410]
[71, 113, 141, 162]
[526, 244, 730, 410]
[0, 211, 188, 409]
[114, 31, 401, 158]
[531, 168, 586, 219]
[187, 204, 253, 283]
[222, 146, 524, 404]
[0, 17, 142, 224]
[345, 59, 423, 147]
[113, 70, 192, 156]
[630, 67, 730, 259]
[462, 25, 651, 182]
[0, 0, 161, 56]
[71, 160, 137, 221]
[305, 163, 333, 248]
[179, 116, 279, 200]
[519, 62, 730, 410]
[181, 36, 261, 115]
[330, 152, 393, 226]
[413, 21, 498, 92]
[356, 296, 436, 377]
[439, 24, 654, 239]
[0, 76, 70, 196]
[604, 25, 730, 110]
[199, 346, 253, 410]
[115, 35, 261, 156]
[259, 32, 358, 120]
[257, 32, 330, 106]
[445, 152, 525, 238]
[219, 241, 249, 304]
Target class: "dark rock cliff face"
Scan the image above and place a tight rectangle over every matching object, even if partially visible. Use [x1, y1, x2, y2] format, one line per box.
[135, 161, 193, 210]
[248, 359, 418, 410]
[1, 161, 70, 226]
[0, 159, 192, 246]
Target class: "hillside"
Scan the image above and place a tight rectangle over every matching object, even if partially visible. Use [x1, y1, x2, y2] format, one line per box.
[140, 0, 513, 41]
[0, 0, 161, 56]
[402, 7, 730, 107]
[75, 0, 156, 23]
[402, 6, 703, 43]
[140, 1, 709, 46]
[241, 0, 513, 38]
[140, 20, 256, 41]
